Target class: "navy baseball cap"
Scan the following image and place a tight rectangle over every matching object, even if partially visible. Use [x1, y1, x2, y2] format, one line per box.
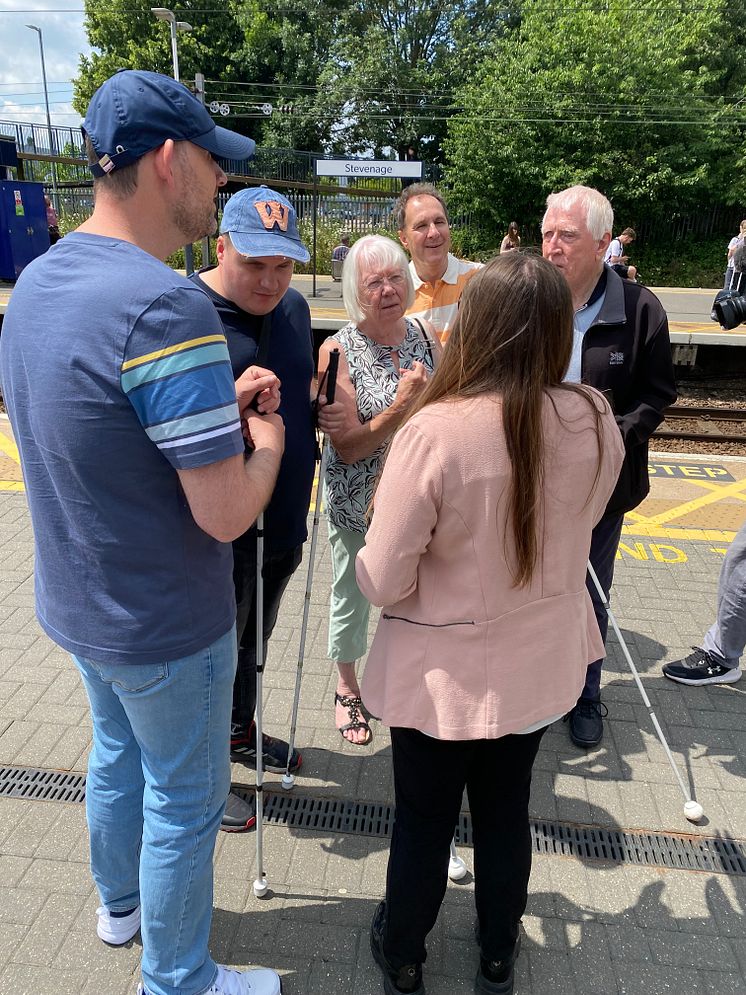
[82, 69, 256, 178]
[220, 186, 310, 263]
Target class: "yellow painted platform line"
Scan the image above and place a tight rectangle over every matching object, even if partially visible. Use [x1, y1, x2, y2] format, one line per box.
[0, 430, 20, 463]
[686, 479, 746, 503]
[309, 307, 345, 319]
[622, 523, 735, 543]
[632, 476, 746, 528]
[668, 322, 746, 337]
[0, 481, 24, 492]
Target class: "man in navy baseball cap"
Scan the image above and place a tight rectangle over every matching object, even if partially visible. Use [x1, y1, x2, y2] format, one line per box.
[82, 68, 255, 177]
[1, 67, 284, 995]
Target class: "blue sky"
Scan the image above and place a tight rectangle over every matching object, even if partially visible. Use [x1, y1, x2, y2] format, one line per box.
[0, 0, 90, 128]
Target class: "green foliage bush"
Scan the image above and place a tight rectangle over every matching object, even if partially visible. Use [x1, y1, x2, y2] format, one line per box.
[294, 219, 392, 276]
[57, 209, 730, 288]
[166, 241, 217, 273]
[633, 235, 727, 289]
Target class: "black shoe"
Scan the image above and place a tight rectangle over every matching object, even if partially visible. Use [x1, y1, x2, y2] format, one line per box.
[220, 790, 256, 833]
[370, 901, 425, 995]
[564, 698, 607, 748]
[662, 647, 742, 687]
[231, 724, 302, 775]
[474, 935, 521, 994]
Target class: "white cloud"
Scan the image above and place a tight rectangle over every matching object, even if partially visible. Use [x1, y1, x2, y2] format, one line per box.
[0, 0, 90, 127]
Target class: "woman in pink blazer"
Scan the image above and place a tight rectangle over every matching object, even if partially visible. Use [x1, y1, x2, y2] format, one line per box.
[356, 252, 624, 995]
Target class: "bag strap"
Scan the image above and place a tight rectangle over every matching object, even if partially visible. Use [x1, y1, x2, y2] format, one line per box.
[412, 317, 434, 368]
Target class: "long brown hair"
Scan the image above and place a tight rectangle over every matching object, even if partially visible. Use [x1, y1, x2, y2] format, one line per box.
[404, 251, 605, 587]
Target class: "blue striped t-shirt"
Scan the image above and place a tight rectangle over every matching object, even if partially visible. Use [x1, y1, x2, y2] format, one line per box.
[0, 232, 244, 665]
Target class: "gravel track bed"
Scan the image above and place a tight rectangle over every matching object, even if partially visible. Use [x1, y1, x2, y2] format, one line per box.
[655, 376, 746, 455]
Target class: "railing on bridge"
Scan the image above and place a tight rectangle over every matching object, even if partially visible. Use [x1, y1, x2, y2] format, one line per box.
[0, 118, 440, 192]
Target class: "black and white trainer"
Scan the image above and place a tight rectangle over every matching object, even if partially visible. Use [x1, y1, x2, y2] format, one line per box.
[230, 725, 302, 775]
[662, 647, 742, 686]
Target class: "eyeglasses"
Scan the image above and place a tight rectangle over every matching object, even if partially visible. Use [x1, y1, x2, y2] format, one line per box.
[363, 273, 406, 294]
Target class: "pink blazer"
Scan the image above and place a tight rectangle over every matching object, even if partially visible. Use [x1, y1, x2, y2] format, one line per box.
[356, 388, 625, 740]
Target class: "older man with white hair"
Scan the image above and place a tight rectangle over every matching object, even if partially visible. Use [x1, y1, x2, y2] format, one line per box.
[542, 185, 677, 749]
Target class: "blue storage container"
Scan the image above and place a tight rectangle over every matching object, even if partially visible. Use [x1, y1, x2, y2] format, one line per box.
[0, 181, 50, 281]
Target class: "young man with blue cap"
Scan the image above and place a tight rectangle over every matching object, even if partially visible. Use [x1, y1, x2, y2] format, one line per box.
[192, 187, 316, 832]
[0, 71, 284, 995]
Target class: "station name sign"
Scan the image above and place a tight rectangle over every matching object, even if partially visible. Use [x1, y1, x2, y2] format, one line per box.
[315, 159, 423, 179]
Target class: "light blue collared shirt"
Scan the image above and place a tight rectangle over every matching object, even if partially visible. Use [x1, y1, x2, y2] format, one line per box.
[565, 290, 606, 384]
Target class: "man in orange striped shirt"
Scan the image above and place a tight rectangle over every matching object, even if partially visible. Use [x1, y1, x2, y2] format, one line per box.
[396, 182, 482, 342]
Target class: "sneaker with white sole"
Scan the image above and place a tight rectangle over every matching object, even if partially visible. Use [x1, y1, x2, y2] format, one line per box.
[662, 647, 743, 686]
[137, 965, 281, 995]
[96, 904, 140, 945]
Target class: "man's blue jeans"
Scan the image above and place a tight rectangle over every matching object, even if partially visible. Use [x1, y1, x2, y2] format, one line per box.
[73, 626, 237, 995]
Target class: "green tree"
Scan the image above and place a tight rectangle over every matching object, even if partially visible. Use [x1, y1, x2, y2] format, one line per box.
[315, 0, 513, 159]
[228, 0, 350, 152]
[73, 1, 252, 134]
[72, 0, 350, 151]
[444, 0, 746, 235]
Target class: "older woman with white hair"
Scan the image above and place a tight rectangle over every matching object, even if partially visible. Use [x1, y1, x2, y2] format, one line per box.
[317, 234, 440, 745]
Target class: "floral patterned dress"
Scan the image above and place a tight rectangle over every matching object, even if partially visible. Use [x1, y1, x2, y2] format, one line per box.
[324, 318, 435, 534]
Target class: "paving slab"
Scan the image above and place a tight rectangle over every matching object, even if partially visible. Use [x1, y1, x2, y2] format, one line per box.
[0, 442, 744, 992]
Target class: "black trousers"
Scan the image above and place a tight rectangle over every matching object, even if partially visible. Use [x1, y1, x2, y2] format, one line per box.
[383, 725, 546, 969]
[231, 540, 303, 732]
[582, 511, 624, 701]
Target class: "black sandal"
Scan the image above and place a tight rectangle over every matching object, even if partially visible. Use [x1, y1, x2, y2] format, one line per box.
[335, 692, 373, 746]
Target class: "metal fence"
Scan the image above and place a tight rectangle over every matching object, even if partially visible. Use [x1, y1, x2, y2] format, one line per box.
[0, 118, 440, 191]
[33, 185, 401, 230]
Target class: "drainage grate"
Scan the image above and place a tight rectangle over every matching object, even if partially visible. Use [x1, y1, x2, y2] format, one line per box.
[2, 765, 744, 877]
[253, 789, 746, 877]
[0, 765, 87, 803]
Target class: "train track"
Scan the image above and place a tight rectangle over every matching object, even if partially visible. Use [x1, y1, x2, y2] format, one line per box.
[656, 406, 746, 444]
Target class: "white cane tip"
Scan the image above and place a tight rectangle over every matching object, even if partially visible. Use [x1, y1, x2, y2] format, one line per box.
[684, 800, 704, 822]
[281, 774, 295, 790]
[253, 877, 269, 898]
[448, 856, 468, 881]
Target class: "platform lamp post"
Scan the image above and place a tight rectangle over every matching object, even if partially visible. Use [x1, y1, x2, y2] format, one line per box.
[150, 7, 193, 82]
[25, 24, 59, 214]
[151, 8, 195, 270]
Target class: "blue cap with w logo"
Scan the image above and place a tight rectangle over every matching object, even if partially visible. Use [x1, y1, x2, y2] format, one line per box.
[219, 186, 310, 263]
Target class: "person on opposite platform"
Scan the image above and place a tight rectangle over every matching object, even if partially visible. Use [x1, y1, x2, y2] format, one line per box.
[0, 70, 284, 995]
[356, 252, 624, 995]
[603, 227, 638, 282]
[395, 182, 482, 343]
[542, 184, 677, 749]
[190, 186, 316, 832]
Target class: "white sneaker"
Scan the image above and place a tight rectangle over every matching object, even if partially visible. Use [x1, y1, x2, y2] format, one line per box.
[207, 966, 281, 995]
[96, 905, 140, 945]
[136, 966, 281, 995]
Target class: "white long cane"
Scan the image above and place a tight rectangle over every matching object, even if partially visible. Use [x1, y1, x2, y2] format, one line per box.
[253, 511, 269, 897]
[587, 560, 703, 823]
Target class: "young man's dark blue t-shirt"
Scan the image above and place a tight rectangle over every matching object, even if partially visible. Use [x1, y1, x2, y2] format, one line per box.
[190, 271, 316, 554]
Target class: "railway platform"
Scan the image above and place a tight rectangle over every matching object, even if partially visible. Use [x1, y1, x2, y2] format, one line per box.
[3, 278, 746, 351]
[0, 419, 745, 994]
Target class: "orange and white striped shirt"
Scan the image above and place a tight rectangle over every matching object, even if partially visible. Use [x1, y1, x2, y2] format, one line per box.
[406, 253, 482, 343]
